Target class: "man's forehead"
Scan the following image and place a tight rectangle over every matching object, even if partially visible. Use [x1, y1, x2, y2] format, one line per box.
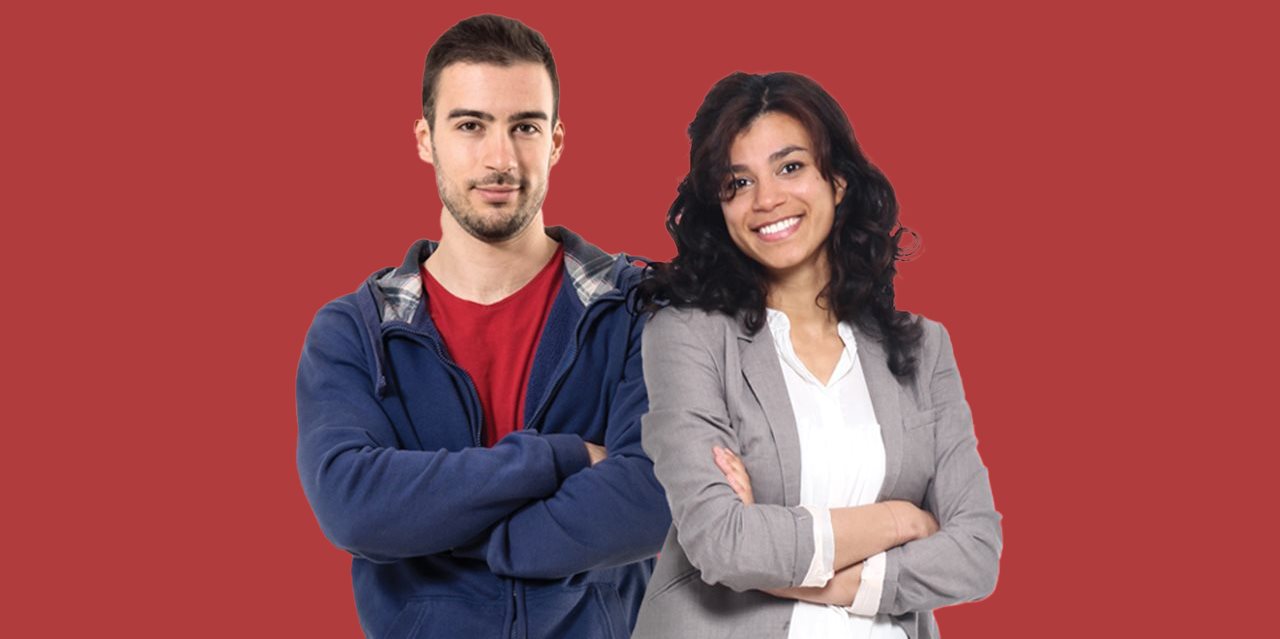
[435, 61, 553, 117]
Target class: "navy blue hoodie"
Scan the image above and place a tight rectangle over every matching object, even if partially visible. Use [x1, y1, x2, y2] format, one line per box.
[297, 227, 671, 638]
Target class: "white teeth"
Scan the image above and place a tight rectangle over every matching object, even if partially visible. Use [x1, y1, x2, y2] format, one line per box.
[757, 217, 800, 235]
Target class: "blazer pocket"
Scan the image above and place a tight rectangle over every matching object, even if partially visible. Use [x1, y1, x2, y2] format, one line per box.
[895, 408, 939, 504]
[903, 406, 942, 430]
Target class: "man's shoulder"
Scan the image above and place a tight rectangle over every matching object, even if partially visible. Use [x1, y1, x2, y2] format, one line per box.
[307, 266, 394, 337]
[553, 235, 657, 322]
[306, 290, 366, 342]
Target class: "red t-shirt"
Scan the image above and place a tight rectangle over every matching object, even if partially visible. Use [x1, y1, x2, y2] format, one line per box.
[422, 247, 565, 447]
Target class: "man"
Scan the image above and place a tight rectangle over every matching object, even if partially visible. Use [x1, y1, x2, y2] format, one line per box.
[296, 15, 670, 639]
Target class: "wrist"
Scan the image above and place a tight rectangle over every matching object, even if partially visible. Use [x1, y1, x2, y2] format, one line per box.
[886, 501, 933, 543]
[883, 501, 908, 545]
[831, 564, 863, 606]
[846, 552, 886, 615]
[541, 433, 590, 480]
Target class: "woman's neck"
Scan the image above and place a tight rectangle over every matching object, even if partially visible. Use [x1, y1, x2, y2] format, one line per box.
[765, 259, 837, 331]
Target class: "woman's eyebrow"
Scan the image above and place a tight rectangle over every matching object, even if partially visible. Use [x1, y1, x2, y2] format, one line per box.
[730, 145, 808, 172]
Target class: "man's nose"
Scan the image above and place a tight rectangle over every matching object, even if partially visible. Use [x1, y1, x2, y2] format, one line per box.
[483, 132, 517, 174]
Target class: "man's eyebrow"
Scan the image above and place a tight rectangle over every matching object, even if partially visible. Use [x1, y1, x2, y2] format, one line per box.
[447, 109, 495, 122]
[509, 111, 549, 122]
[729, 145, 808, 173]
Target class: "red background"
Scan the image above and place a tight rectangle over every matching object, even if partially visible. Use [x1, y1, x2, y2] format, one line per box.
[5, 0, 1277, 636]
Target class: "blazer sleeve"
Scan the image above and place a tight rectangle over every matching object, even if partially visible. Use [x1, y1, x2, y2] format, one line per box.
[641, 308, 816, 592]
[295, 302, 591, 563]
[879, 320, 1003, 615]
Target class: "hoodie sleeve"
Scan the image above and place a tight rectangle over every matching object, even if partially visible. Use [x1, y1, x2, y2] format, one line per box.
[450, 306, 672, 579]
[295, 301, 592, 563]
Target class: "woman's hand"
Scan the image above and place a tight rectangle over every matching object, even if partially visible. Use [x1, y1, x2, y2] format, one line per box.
[882, 500, 940, 544]
[713, 446, 753, 505]
[764, 563, 864, 607]
[713, 446, 939, 579]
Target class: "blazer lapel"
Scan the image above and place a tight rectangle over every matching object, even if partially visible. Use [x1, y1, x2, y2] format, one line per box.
[737, 325, 803, 508]
[853, 324, 906, 500]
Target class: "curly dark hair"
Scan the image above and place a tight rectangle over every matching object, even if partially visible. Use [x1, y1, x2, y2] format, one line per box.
[636, 71, 923, 377]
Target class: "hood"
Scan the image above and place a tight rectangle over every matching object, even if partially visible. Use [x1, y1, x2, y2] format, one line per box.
[353, 226, 647, 396]
[372, 226, 634, 325]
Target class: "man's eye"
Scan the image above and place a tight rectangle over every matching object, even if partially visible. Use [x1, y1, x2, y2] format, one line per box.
[459, 122, 481, 132]
[514, 123, 540, 135]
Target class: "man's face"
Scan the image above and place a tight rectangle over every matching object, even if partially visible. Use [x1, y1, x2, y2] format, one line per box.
[416, 62, 564, 242]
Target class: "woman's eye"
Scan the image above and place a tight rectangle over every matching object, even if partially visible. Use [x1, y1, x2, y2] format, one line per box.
[780, 162, 803, 174]
[720, 177, 752, 201]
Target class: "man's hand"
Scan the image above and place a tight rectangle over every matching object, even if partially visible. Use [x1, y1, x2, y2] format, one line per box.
[585, 442, 607, 466]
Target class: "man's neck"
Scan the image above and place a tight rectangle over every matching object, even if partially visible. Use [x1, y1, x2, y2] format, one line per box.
[423, 209, 560, 305]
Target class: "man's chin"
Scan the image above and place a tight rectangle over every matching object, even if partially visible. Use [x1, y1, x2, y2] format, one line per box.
[457, 213, 536, 243]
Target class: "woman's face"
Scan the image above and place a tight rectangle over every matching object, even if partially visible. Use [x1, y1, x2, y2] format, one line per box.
[720, 112, 845, 281]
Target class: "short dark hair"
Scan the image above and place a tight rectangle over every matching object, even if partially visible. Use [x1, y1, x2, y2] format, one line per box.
[636, 72, 924, 377]
[421, 14, 560, 128]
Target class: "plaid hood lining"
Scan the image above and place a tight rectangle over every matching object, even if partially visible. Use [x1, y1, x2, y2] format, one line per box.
[374, 226, 622, 324]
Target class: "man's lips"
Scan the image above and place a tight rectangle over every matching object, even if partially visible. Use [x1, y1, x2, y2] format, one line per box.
[474, 186, 520, 203]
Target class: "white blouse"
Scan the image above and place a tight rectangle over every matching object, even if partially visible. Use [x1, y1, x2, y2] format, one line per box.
[766, 309, 906, 639]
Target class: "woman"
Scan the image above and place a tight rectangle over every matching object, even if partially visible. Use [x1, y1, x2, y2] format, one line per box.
[631, 72, 1001, 639]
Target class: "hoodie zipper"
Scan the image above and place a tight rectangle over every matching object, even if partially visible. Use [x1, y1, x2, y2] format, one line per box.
[523, 293, 623, 431]
[381, 281, 628, 441]
[510, 581, 520, 639]
[383, 323, 484, 447]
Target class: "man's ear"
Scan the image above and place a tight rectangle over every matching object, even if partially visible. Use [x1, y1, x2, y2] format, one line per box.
[549, 119, 565, 167]
[414, 118, 434, 165]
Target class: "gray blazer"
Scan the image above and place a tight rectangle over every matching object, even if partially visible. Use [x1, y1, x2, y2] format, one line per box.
[632, 307, 1001, 639]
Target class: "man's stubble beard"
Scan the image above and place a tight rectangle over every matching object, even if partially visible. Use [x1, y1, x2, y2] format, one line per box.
[435, 156, 549, 243]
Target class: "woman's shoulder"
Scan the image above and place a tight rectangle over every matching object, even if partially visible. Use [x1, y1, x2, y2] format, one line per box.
[640, 306, 742, 377]
[910, 311, 946, 344]
[648, 305, 740, 335]
[901, 311, 958, 378]
[642, 306, 745, 362]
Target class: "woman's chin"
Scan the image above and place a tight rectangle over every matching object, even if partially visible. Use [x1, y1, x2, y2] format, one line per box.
[755, 250, 824, 280]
